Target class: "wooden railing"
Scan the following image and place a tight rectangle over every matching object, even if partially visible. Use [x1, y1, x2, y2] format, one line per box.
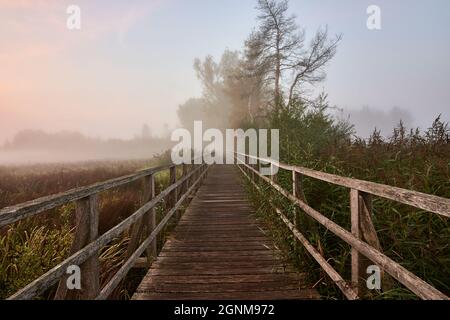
[235, 152, 449, 300]
[0, 162, 209, 300]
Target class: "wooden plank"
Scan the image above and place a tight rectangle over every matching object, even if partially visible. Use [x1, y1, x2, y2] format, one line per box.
[133, 165, 319, 301]
[153, 256, 281, 263]
[239, 163, 358, 300]
[138, 281, 309, 293]
[238, 152, 450, 217]
[7, 164, 206, 300]
[351, 189, 388, 296]
[0, 165, 171, 227]
[169, 166, 178, 218]
[144, 174, 157, 263]
[276, 208, 358, 300]
[133, 289, 319, 300]
[82, 195, 100, 299]
[54, 195, 99, 299]
[350, 189, 362, 296]
[138, 273, 307, 285]
[96, 165, 209, 299]
[239, 158, 449, 300]
[158, 251, 280, 258]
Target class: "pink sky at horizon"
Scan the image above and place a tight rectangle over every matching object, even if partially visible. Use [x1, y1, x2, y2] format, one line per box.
[0, 0, 198, 144]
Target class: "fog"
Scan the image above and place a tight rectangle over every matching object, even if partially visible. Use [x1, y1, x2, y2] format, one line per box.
[337, 106, 414, 139]
[0, 129, 172, 165]
[1, 1, 449, 164]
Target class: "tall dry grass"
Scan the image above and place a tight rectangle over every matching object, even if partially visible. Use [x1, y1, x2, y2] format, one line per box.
[0, 154, 175, 299]
[246, 104, 449, 299]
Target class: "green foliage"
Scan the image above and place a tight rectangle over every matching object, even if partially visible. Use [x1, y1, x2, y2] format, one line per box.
[0, 206, 73, 299]
[245, 100, 449, 299]
[0, 157, 176, 299]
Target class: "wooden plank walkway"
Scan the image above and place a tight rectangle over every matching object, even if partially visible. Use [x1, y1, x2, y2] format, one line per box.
[132, 165, 320, 300]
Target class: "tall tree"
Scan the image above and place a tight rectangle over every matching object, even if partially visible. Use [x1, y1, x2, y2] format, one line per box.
[253, 0, 341, 109]
[255, 0, 300, 105]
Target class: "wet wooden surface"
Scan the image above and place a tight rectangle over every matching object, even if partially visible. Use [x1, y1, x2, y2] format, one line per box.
[132, 165, 319, 300]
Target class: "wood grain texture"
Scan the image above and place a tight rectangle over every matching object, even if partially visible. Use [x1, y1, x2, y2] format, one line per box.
[7, 164, 206, 300]
[54, 195, 99, 299]
[238, 157, 449, 300]
[132, 165, 320, 300]
[0, 165, 172, 227]
[238, 152, 450, 217]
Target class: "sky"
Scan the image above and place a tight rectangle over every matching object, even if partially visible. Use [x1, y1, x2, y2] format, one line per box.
[0, 0, 449, 143]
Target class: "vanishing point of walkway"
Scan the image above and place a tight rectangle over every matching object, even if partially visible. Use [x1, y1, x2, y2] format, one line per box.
[132, 165, 319, 300]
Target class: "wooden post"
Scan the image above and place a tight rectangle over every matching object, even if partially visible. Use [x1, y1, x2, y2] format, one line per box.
[182, 164, 188, 196]
[144, 174, 156, 265]
[293, 171, 307, 225]
[169, 166, 178, 216]
[250, 159, 255, 184]
[351, 189, 383, 297]
[292, 171, 301, 229]
[125, 174, 156, 267]
[54, 195, 99, 300]
[176, 164, 188, 219]
[270, 163, 278, 184]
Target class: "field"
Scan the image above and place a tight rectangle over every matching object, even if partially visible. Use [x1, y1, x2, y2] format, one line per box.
[0, 115, 449, 300]
[0, 154, 176, 299]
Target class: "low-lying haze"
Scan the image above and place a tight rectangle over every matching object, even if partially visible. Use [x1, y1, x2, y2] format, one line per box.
[0, 0, 449, 161]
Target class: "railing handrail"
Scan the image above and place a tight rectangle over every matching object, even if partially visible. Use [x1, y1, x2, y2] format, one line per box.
[236, 152, 450, 217]
[7, 162, 209, 300]
[236, 153, 449, 300]
[0, 164, 173, 227]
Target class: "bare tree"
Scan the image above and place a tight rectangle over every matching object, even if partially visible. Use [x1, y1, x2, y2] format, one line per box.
[253, 0, 341, 109]
[255, 0, 301, 105]
[287, 27, 341, 107]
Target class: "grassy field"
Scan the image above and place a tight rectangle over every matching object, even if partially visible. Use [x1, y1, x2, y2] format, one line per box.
[0, 154, 182, 299]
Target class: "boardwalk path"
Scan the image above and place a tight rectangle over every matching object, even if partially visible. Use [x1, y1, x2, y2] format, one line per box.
[132, 165, 319, 300]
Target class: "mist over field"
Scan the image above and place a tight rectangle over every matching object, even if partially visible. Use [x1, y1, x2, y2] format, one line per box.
[0, 0, 448, 303]
[0, 128, 173, 165]
[1, 0, 449, 166]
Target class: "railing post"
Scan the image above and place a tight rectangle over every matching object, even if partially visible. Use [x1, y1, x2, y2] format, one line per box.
[176, 163, 188, 218]
[169, 165, 178, 216]
[292, 171, 301, 229]
[257, 158, 261, 181]
[182, 164, 188, 195]
[84, 195, 100, 299]
[270, 163, 278, 183]
[250, 158, 257, 182]
[55, 195, 99, 299]
[351, 189, 383, 297]
[144, 174, 156, 265]
[126, 173, 158, 271]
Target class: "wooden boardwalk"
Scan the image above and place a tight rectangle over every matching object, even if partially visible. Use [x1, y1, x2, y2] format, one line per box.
[132, 165, 319, 300]
[3, 154, 447, 300]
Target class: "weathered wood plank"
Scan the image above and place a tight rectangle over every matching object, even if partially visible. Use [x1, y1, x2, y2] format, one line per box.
[7, 164, 206, 300]
[96, 165, 209, 299]
[54, 195, 99, 299]
[133, 165, 319, 300]
[0, 165, 172, 227]
[133, 289, 320, 300]
[238, 157, 449, 300]
[239, 152, 450, 217]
